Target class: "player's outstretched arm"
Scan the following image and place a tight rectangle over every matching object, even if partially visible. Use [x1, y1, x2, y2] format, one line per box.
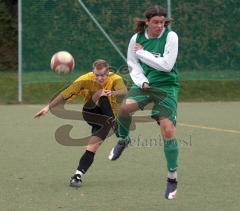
[34, 105, 50, 118]
[34, 94, 64, 118]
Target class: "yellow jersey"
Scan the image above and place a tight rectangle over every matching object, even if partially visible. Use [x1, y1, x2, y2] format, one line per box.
[61, 72, 127, 115]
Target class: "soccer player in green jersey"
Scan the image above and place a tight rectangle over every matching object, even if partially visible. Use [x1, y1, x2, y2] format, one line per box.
[108, 5, 179, 200]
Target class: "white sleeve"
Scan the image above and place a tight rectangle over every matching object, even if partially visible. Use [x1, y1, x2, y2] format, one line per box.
[127, 34, 149, 88]
[135, 31, 178, 72]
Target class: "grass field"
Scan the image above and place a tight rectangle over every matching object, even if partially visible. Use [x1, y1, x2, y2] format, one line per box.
[1, 102, 240, 211]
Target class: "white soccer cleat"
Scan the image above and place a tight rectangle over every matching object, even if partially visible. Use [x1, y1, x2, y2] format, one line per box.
[69, 174, 82, 187]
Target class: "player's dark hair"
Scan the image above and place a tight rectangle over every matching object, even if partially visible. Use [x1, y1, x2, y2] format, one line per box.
[92, 59, 109, 70]
[134, 5, 172, 34]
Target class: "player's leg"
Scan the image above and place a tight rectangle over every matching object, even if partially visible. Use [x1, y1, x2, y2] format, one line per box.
[151, 88, 179, 199]
[109, 85, 153, 160]
[70, 136, 103, 187]
[70, 96, 113, 187]
[108, 98, 139, 160]
[88, 93, 116, 131]
[83, 94, 115, 140]
[70, 122, 109, 187]
[97, 95, 114, 118]
[159, 118, 178, 199]
[97, 96, 117, 133]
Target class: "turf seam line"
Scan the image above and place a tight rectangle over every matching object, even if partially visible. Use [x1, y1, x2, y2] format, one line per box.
[179, 123, 240, 134]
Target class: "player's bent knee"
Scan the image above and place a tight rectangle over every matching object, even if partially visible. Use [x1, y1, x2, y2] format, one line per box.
[119, 105, 131, 117]
[164, 128, 175, 139]
[119, 99, 138, 117]
[162, 125, 176, 139]
[160, 119, 176, 139]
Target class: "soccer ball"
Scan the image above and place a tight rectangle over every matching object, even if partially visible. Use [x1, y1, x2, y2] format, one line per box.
[50, 51, 75, 74]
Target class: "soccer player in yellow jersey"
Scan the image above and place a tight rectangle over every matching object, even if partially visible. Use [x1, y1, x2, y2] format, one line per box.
[34, 59, 127, 187]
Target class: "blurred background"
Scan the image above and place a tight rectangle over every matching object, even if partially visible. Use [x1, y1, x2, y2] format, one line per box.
[0, 0, 239, 103]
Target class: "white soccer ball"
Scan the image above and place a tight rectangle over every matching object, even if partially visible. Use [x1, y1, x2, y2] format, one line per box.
[50, 51, 75, 74]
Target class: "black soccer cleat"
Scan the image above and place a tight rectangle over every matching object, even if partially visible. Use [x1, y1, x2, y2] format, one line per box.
[108, 140, 129, 161]
[165, 178, 177, 200]
[69, 174, 82, 187]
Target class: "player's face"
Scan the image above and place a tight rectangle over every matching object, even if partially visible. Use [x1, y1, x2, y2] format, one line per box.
[145, 16, 166, 38]
[93, 67, 109, 85]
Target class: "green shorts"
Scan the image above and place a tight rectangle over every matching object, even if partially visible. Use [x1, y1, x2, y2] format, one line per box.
[127, 85, 179, 125]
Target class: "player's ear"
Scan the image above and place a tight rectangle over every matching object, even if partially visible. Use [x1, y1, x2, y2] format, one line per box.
[145, 18, 149, 26]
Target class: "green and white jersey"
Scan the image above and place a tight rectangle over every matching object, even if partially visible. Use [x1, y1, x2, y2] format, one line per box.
[127, 27, 179, 89]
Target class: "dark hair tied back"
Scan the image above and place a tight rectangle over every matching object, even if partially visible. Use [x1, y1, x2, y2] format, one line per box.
[134, 5, 172, 33]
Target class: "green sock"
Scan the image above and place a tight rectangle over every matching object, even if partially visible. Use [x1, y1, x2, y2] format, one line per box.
[164, 139, 178, 172]
[117, 115, 132, 143]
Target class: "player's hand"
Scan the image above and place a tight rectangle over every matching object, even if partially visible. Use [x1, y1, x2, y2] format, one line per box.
[99, 89, 114, 96]
[92, 90, 109, 103]
[142, 82, 150, 90]
[104, 90, 113, 96]
[34, 105, 50, 118]
[93, 89, 105, 98]
[134, 43, 143, 52]
[99, 89, 112, 97]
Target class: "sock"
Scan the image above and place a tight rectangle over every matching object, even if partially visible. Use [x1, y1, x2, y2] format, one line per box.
[168, 171, 177, 180]
[117, 115, 132, 143]
[164, 139, 178, 172]
[77, 150, 95, 174]
[75, 170, 84, 176]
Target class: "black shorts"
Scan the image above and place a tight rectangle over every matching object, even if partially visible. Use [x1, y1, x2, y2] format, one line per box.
[82, 97, 114, 140]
